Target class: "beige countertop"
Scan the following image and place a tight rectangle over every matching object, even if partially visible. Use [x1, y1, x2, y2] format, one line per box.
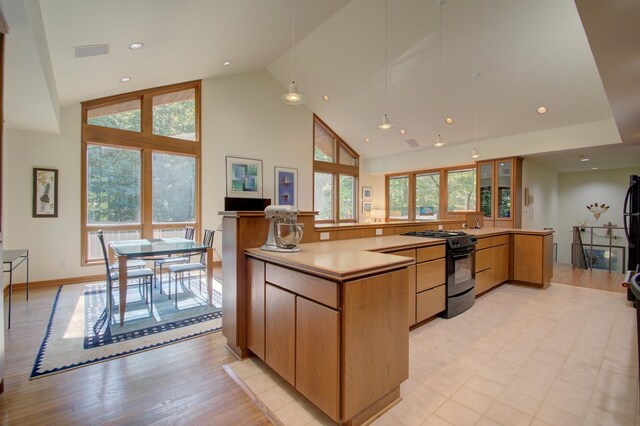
[246, 228, 553, 281]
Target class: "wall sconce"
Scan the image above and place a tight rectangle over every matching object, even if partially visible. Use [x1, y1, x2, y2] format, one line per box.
[586, 202, 609, 220]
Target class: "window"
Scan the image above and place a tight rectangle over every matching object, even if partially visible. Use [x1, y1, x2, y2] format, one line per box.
[82, 81, 201, 264]
[385, 165, 476, 221]
[313, 115, 359, 223]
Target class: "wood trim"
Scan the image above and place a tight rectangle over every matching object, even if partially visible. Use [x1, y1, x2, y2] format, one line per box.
[0, 33, 4, 234]
[81, 80, 201, 109]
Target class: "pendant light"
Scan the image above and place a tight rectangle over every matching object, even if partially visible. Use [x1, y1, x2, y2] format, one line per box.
[434, 0, 446, 147]
[470, 71, 481, 159]
[377, 0, 394, 130]
[280, 0, 306, 105]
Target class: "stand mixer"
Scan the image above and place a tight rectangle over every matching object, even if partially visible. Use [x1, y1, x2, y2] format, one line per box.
[260, 205, 304, 252]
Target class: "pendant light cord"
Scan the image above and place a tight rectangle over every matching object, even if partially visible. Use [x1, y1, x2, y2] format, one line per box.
[473, 71, 480, 150]
[384, 0, 388, 116]
[291, 0, 295, 83]
[437, 0, 443, 136]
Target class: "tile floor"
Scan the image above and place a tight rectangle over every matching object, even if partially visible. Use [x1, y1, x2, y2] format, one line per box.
[225, 283, 639, 425]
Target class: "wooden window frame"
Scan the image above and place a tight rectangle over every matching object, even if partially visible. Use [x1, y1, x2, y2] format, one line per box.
[81, 80, 202, 266]
[385, 164, 476, 222]
[313, 114, 360, 224]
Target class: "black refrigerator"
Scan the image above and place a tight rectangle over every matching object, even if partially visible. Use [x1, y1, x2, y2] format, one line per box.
[624, 175, 640, 272]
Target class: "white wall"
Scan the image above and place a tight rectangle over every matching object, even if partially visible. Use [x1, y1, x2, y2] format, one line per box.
[556, 167, 637, 265]
[359, 167, 385, 223]
[3, 70, 313, 283]
[521, 160, 559, 232]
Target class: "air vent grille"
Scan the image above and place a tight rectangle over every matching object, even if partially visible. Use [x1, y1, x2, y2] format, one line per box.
[74, 44, 109, 58]
[406, 138, 419, 148]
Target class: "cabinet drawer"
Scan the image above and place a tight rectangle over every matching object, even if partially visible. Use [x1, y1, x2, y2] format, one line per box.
[476, 237, 491, 250]
[416, 258, 446, 292]
[491, 234, 509, 246]
[416, 284, 445, 322]
[475, 269, 491, 294]
[266, 263, 339, 309]
[416, 245, 445, 263]
[388, 249, 416, 261]
[475, 248, 491, 272]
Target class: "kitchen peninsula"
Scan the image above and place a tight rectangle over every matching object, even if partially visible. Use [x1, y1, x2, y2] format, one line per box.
[222, 211, 554, 424]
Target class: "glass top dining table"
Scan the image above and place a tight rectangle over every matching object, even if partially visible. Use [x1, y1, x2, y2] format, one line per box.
[109, 238, 214, 325]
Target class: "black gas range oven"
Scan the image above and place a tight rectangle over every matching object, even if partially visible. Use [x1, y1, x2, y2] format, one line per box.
[402, 230, 478, 318]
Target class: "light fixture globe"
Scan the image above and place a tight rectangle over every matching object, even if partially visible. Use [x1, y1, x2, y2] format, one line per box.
[377, 114, 394, 130]
[434, 134, 444, 147]
[471, 148, 480, 159]
[281, 82, 307, 105]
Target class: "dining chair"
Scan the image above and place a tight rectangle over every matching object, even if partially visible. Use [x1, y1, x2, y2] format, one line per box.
[154, 226, 196, 295]
[167, 229, 214, 307]
[97, 230, 155, 323]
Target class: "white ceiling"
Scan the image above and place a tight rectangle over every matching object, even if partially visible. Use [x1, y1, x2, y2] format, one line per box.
[1, 0, 638, 172]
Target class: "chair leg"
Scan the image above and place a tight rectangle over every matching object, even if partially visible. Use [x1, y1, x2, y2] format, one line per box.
[175, 273, 179, 307]
[159, 263, 164, 294]
[149, 277, 153, 314]
[199, 271, 202, 293]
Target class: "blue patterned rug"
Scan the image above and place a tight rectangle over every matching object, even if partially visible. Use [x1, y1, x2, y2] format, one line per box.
[31, 277, 223, 379]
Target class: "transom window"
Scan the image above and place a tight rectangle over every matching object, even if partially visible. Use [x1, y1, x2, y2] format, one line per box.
[313, 114, 359, 223]
[81, 81, 201, 265]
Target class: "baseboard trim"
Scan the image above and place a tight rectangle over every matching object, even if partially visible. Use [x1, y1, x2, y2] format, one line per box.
[3, 260, 223, 296]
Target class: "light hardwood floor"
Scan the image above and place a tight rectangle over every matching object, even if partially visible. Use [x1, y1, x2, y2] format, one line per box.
[552, 263, 627, 294]
[0, 285, 270, 425]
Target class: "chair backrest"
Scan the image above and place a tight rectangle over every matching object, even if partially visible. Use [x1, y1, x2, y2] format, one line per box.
[198, 229, 215, 265]
[184, 226, 195, 241]
[96, 230, 112, 283]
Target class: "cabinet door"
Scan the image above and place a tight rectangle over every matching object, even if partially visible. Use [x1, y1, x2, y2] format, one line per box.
[296, 297, 340, 422]
[265, 284, 296, 385]
[491, 244, 509, 286]
[416, 284, 446, 322]
[479, 162, 493, 219]
[247, 258, 265, 359]
[513, 235, 543, 283]
[475, 248, 491, 272]
[496, 160, 512, 219]
[407, 265, 417, 326]
[416, 258, 446, 292]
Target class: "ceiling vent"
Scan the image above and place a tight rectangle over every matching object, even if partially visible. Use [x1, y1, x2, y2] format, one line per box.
[74, 44, 109, 58]
[406, 138, 419, 148]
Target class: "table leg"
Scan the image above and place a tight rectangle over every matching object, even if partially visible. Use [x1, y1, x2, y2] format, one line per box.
[206, 247, 213, 306]
[25, 251, 29, 301]
[118, 255, 128, 325]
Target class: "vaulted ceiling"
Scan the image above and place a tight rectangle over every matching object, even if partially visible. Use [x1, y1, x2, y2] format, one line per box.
[2, 0, 639, 172]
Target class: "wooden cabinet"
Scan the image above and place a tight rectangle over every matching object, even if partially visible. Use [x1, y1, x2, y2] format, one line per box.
[247, 258, 265, 359]
[513, 233, 553, 287]
[265, 284, 296, 385]
[477, 157, 523, 228]
[475, 234, 510, 295]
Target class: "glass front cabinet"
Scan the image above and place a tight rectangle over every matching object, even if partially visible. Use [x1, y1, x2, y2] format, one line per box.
[476, 157, 523, 228]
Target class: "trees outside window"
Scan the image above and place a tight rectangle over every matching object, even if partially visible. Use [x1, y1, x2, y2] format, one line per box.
[313, 115, 359, 223]
[82, 81, 201, 264]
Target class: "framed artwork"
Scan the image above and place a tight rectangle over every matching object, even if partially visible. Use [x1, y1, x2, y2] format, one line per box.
[362, 186, 373, 200]
[226, 156, 263, 198]
[33, 167, 58, 218]
[362, 201, 372, 213]
[275, 166, 298, 208]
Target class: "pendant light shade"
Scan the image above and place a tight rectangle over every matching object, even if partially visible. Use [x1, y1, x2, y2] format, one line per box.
[378, 0, 393, 130]
[434, 134, 444, 147]
[281, 0, 306, 105]
[377, 114, 394, 130]
[471, 147, 480, 159]
[281, 82, 306, 105]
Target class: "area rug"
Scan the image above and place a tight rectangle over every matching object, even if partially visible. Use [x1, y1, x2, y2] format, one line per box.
[31, 277, 223, 379]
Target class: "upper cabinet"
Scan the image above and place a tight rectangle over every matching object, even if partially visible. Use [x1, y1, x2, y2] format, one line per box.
[476, 157, 523, 228]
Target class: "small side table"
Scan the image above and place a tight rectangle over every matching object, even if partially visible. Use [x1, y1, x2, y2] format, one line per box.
[3, 249, 29, 329]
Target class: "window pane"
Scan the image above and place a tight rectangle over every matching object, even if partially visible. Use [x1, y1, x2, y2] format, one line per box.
[87, 229, 142, 262]
[416, 173, 439, 220]
[339, 145, 358, 167]
[152, 153, 196, 223]
[314, 123, 335, 162]
[314, 172, 333, 220]
[388, 176, 409, 219]
[152, 88, 196, 141]
[87, 99, 141, 132]
[447, 169, 477, 211]
[339, 175, 355, 220]
[153, 228, 189, 239]
[87, 145, 141, 224]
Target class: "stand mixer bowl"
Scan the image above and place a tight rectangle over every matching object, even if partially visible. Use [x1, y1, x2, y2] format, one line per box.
[274, 223, 304, 249]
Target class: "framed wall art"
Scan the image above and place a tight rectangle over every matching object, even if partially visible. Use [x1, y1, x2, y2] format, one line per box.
[362, 186, 372, 200]
[275, 166, 298, 208]
[362, 201, 372, 213]
[33, 167, 58, 218]
[226, 156, 263, 198]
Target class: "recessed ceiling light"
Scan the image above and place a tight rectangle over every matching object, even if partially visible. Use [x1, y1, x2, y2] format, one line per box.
[537, 106, 548, 114]
[129, 42, 144, 50]
[592, 167, 599, 170]
[222, 61, 231, 66]
[445, 117, 454, 124]
[580, 158, 590, 162]
[323, 95, 329, 101]
[119, 77, 131, 83]
[364, 138, 371, 143]
[399, 129, 406, 135]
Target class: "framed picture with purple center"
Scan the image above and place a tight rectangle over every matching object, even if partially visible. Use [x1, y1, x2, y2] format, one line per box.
[275, 166, 298, 209]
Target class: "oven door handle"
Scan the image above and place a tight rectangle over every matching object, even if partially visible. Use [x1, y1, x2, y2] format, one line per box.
[451, 248, 475, 258]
